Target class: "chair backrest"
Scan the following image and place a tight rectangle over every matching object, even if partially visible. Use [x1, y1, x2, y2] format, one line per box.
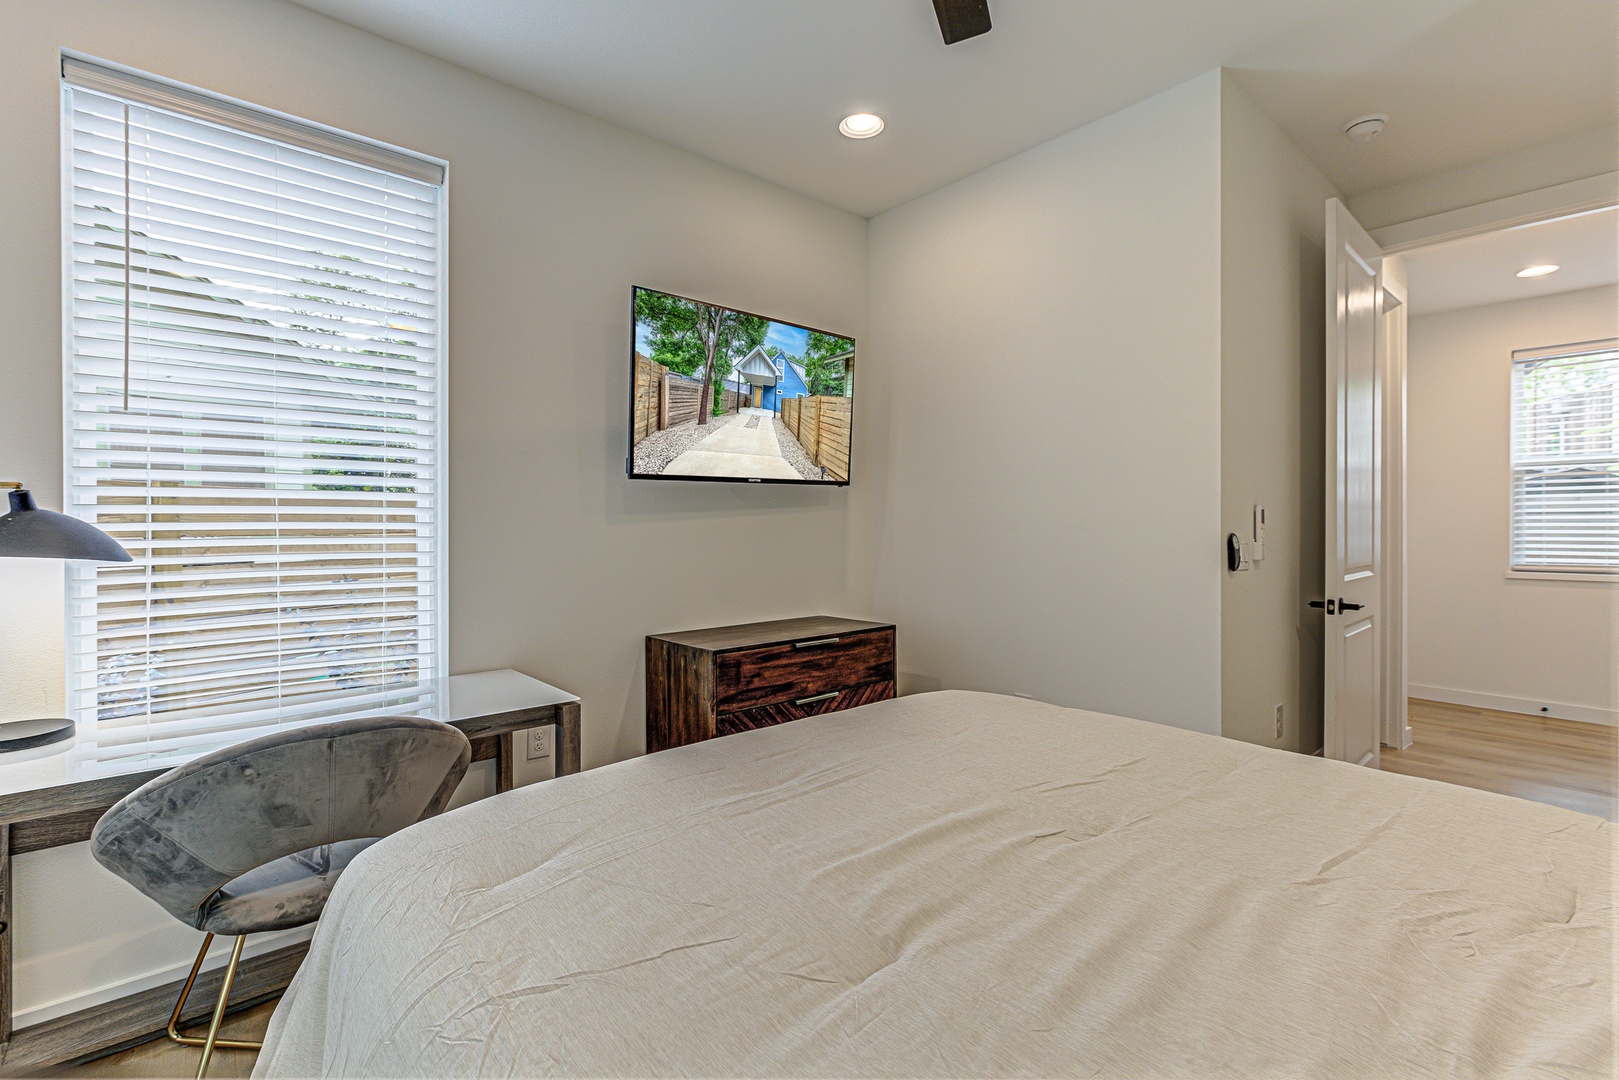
[91, 715, 470, 927]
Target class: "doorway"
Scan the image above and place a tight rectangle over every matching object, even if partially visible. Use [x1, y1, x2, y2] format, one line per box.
[1350, 205, 1619, 818]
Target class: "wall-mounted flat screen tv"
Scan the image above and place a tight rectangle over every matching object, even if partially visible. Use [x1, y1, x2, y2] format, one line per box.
[628, 286, 856, 486]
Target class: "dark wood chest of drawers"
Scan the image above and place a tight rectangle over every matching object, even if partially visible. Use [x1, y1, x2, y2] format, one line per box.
[646, 616, 896, 752]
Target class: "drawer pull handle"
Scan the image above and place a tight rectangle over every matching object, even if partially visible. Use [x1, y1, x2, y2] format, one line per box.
[795, 691, 840, 706]
[793, 637, 841, 649]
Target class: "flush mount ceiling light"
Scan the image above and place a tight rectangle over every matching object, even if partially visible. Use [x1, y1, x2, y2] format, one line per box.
[1517, 264, 1560, 278]
[839, 113, 885, 139]
[1343, 114, 1388, 142]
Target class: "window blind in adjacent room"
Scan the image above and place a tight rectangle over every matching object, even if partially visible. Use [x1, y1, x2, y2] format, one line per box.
[62, 57, 448, 772]
[1509, 339, 1619, 575]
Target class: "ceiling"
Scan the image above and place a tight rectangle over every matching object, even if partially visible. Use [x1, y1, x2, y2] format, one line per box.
[289, 0, 1617, 218]
[1401, 208, 1618, 317]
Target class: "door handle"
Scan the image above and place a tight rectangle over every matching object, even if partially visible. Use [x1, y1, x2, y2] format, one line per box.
[795, 691, 840, 706]
[1308, 599, 1336, 614]
[1338, 599, 1365, 611]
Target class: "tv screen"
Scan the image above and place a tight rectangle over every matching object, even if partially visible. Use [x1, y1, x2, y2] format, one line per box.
[629, 286, 856, 486]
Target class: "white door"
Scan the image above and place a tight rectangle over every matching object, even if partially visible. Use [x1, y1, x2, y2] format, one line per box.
[1323, 199, 1384, 766]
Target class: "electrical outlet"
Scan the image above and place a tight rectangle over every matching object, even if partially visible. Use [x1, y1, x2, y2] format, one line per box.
[526, 726, 553, 761]
[1273, 703, 1284, 741]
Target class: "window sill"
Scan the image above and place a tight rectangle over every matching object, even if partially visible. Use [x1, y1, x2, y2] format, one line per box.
[1505, 568, 1619, 584]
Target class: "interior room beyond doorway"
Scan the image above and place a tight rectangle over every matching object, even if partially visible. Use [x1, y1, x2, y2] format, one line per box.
[1387, 206, 1618, 815]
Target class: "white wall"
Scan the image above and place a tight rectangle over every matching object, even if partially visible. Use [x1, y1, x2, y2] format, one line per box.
[1407, 286, 1619, 723]
[857, 72, 1224, 734]
[1, 0, 867, 1025]
[1218, 74, 1342, 753]
[1346, 126, 1617, 233]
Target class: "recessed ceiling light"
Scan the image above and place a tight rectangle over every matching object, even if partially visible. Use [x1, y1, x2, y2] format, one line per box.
[839, 113, 885, 139]
[1343, 114, 1388, 142]
[1516, 264, 1560, 278]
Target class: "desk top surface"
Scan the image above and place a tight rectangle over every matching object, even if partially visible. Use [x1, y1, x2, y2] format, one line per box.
[0, 669, 576, 805]
[650, 615, 894, 652]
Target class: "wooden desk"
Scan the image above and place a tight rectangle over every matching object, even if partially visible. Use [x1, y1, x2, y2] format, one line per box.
[0, 669, 579, 1069]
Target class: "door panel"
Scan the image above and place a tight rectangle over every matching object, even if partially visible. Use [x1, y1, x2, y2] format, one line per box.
[1343, 255, 1378, 576]
[1340, 618, 1378, 766]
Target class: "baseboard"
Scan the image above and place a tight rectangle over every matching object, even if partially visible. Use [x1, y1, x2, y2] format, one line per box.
[1409, 685, 1618, 727]
[11, 925, 313, 1031]
[0, 940, 308, 1074]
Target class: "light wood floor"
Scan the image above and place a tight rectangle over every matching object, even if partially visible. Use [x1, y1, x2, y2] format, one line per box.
[39, 999, 276, 1079]
[1382, 698, 1618, 821]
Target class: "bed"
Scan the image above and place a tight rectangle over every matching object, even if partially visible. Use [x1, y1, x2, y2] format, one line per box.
[254, 691, 1614, 1077]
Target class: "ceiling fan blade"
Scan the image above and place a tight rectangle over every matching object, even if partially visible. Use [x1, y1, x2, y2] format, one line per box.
[932, 0, 992, 44]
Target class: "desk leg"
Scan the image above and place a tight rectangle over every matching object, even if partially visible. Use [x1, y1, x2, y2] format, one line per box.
[558, 702, 582, 776]
[496, 733, 516, 794]
[2, 823, 11, 1043]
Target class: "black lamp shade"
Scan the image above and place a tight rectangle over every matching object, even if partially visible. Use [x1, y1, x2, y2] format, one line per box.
[0, 488, 132, 562]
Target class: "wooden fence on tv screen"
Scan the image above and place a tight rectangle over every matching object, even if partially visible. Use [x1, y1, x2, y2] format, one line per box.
[664, 374, 701, 429]
[634, 354, 748, 445]
[633, 354, 665, 444]
[780, 396, 851, 482]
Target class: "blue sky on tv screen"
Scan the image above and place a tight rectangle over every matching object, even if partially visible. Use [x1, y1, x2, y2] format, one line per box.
[764, 322, 808, 356]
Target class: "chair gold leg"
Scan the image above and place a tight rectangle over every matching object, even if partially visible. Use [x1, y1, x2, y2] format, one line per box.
[196, 935, 247, 1080]
[167, 933, 212, 1045]
[168, 933, 264, 1052]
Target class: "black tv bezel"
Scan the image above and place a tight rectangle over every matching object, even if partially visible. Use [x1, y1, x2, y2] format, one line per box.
[626, 286, 855, 488]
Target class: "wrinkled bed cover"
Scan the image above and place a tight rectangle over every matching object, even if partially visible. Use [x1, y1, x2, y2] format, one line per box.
[255, 691, 1615, 1078]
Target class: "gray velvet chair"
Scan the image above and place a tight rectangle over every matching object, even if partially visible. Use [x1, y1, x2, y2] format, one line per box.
[91, 715, 471, 1078]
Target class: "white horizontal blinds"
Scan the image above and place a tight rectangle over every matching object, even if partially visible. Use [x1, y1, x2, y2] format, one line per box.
[1510, 340, 1619, 574]
[63, 61, 446, 771]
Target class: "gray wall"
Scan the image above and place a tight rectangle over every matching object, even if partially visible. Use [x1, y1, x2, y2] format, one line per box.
[1218, 74, 1342, 754]
[858, 72, 1225, 734]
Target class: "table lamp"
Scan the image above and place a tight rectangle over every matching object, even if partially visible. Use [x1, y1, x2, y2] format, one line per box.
[0, 481, 132, 753]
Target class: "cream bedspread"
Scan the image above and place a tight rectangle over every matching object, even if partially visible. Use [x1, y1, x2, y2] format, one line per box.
[255, 691, 1615, 1078]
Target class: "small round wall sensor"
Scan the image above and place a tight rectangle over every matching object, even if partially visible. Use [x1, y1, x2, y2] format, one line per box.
[1343, 114, 1388, 142]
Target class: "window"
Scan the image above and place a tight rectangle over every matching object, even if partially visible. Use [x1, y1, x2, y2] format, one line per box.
[1510, 339, 1619, 576]
[63, 57, 447, 773]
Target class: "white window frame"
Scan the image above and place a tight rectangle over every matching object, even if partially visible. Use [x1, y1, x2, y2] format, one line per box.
[1507, 338, 1618, 583]
[60, 53, 450, 773]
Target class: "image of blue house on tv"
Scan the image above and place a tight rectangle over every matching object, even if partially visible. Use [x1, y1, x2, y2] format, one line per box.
[728, 345, 810, 412]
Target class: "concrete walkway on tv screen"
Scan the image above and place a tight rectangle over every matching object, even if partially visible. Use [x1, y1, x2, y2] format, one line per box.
[663, 408, 802, 480]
